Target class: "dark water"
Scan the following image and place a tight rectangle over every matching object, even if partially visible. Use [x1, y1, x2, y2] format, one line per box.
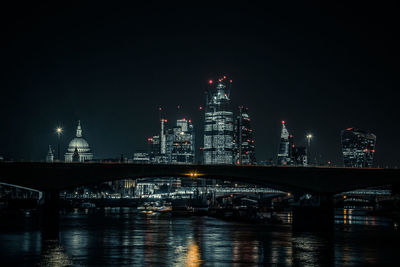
[0, 208, 399, 266]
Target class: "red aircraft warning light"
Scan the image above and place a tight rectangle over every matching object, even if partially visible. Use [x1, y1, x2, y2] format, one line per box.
[209, 80, 213, 84]
[282, 120, 285, 124]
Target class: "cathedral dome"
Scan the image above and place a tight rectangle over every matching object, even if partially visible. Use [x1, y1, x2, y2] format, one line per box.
[67, 137, 90, 153]
[64, 120, 93, 162]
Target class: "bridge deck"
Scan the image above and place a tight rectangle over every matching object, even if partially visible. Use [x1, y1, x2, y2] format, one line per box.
[0, 162, 399, 194]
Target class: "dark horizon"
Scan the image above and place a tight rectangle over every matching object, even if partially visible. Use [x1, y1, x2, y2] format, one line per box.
[1, 2, 399, 167]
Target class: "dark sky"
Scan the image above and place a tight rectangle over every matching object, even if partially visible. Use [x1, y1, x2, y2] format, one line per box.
[1, 2, 399, 166]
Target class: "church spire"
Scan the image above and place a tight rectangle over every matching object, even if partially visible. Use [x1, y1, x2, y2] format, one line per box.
[46, 145, 54, 162]
[76, 120, 82, 137]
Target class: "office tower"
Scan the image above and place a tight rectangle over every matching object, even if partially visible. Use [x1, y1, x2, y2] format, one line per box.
[341, 128, 376, 167]
[234, 106, 256, 165]
[167, 118, 195, 164]
[203, 76, 234, 164]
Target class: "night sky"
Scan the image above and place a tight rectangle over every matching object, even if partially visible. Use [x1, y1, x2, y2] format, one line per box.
[1, 2, 399, 167]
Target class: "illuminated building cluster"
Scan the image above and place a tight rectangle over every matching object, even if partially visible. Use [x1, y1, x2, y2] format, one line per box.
[137, 117, 195, 164]
[341, 128, 376, 168]
[135, 76, 258, 166]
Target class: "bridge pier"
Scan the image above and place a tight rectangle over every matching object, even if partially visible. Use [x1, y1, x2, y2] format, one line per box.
[292, 194, 334, 232]
[40, 190, 60, 239]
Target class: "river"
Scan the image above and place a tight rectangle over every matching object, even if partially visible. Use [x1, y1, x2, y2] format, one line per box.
[0, 208, 398, 266]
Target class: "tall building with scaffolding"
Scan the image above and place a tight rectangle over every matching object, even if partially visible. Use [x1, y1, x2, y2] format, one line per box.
[203, 76, 234, 164]
[234, 106, 256, 165]
[277, 121, 291, 166]
[341, 128, 376, 167]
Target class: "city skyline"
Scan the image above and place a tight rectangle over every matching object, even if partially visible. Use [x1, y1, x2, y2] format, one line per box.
[0, 75, 388, 167]
[1, 3, 399, 167]
[0, 74, 386, 166]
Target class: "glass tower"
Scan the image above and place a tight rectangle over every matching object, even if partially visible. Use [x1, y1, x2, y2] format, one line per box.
[234, 106, 256, 165]
[341, 128, 376, 168]
[203, 76, 234, 164]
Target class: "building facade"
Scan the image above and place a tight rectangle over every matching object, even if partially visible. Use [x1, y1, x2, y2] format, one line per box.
[65, 121, 94, 162]
[341, 128, 376, 167]
[234, 106, 256, 165]
[203, 76, 234, 164]
[133, 152, 150, 163]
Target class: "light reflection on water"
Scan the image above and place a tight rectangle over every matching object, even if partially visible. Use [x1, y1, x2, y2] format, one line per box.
[0, 208, 398, 266]
[335, 208, 391, 226]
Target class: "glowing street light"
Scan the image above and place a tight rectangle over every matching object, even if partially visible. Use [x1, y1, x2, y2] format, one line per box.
[56, 127, 63, 137]
[306, 133, 312, 146]
[306, 133, 313, 166]
[55, 126, 63, 161]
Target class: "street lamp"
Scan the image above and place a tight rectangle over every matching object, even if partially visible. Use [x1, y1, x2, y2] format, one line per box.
[306, 133, 312, 146]
[56, 127, 63, 161]
[306, 133, 313, 166]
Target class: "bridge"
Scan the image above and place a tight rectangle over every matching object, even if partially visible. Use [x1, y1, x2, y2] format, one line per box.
[1, 162, 399, 232]
[0, 162, 399, 194]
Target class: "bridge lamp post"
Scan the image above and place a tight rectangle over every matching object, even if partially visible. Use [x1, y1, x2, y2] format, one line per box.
[306, 133, 313, 166]
[56, 127, 63, 161]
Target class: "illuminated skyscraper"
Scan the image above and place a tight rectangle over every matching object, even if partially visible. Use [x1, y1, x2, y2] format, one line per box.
[203, 76, 234, 164]
[167, 118, 195, 164]
[277, 121, 290, 166]
[341, 128, 376, 167]
[234, 106, 256, 165]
